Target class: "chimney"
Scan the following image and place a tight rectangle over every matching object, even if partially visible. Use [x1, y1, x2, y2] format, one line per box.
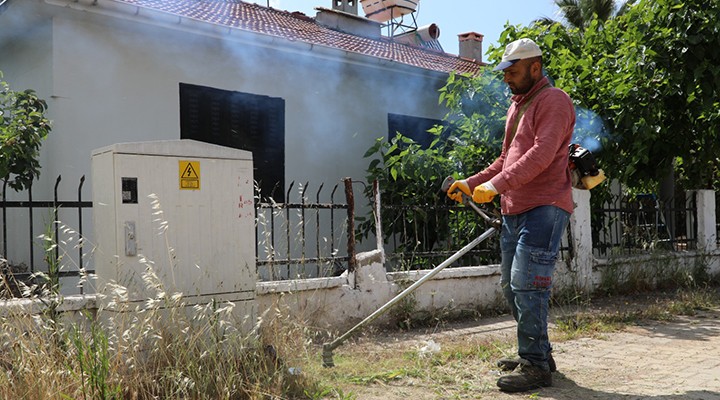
[458, 32, 484, 63]
[332, 0, 358, 15]
[316, 7, 381, 39]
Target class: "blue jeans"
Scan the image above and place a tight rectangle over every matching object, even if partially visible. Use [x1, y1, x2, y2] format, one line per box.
[500, 205, 570, 371]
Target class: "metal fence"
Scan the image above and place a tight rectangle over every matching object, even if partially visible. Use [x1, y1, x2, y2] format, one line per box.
[378, 201, 575, 271]
[380, 201, 502, 271]
[593, 189, 698, 258]
[255, 178, 356, 281]
[2, 173, 708, 292]
[1, 175, 94, 296]
[1, 174, 359, 290]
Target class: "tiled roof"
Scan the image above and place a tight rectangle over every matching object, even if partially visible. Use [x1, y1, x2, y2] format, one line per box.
[113, 0, 485, 75]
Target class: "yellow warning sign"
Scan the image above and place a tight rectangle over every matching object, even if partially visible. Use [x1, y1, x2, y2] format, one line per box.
[179, 160, 200, 190]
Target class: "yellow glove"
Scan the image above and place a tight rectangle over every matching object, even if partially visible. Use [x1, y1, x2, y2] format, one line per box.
[472, 183, 497, 204]
[446, 179, 471, 203]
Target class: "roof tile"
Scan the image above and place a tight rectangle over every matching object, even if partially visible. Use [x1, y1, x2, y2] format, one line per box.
[115, 0, 485, 75]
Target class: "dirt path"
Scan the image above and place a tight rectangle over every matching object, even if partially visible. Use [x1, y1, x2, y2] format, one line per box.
[330, 301, 720, 399]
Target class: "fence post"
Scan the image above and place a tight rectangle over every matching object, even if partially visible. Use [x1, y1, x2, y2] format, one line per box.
[694, 190, 717, 253]
[373, 180, 384, 257]
[569, 189, 594, 292]
[344, 178, 356, 274]
[2, 180, 7, 259]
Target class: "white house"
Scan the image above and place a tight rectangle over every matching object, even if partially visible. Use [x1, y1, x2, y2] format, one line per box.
[0, 0, 485, 276]
[0, 0, 485, 195]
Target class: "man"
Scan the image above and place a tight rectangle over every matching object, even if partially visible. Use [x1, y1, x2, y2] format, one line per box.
[447, 38, 575, 393]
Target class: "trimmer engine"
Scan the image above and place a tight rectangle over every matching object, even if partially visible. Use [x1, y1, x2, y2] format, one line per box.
[568, 144, 606, 190]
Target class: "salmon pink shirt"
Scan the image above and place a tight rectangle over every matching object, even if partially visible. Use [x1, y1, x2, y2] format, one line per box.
[466, 76, 575, 215]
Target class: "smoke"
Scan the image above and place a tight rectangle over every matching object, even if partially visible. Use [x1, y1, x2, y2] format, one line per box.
[2, 0, 449, 195]
[572, 107, 608, 153]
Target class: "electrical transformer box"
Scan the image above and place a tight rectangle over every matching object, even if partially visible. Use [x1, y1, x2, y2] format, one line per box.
[91, 140, 256, 329]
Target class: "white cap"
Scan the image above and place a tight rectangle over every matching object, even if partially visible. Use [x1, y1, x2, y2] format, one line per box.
[493, 38, 543, 71]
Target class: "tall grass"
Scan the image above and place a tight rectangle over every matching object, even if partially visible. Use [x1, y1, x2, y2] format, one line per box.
[0, 287, 321, 398]
[0, 199, 326, 399]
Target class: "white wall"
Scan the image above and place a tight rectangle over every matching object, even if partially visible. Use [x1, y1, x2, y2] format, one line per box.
[0, 2, 449, 268]
[1, 187, 718, 335]
[254, 189, 720, 331]
[43, 7, 447, 199]
[0, 16, 55, 269]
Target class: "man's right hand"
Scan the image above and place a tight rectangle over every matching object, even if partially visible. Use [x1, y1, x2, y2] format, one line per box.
[446, 179, 471, 203]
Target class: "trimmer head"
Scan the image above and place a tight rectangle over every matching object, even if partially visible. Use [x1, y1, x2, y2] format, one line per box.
[322, 343, 335, 368]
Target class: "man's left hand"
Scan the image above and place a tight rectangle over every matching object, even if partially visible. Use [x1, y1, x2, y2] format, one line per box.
[472, 183, 497, 204]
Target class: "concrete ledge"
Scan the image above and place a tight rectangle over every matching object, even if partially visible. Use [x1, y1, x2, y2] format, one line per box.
[594, 249, 720, 267]
[256, 275, 346, 295]
[356, 249, 384, 266]
[387, 265, 500, 282]
[0, 294, 97, 316]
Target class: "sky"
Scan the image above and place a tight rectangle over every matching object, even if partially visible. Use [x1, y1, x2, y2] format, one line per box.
[268, 0, 562, 57]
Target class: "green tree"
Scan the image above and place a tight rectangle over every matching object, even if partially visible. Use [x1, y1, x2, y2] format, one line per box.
[362, 0, 720, 258]
[0, 71, 52, 191]
[359, 71, 507, 260]
[488, 0, 720, 191]
[541, 0, 634, 30]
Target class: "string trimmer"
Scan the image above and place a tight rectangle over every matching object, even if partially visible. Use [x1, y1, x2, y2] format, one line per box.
[321, 177, 500, 367]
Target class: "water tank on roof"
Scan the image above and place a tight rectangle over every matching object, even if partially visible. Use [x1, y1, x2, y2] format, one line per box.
[360, 0, 419, 23]
[416, 23, 440, 41]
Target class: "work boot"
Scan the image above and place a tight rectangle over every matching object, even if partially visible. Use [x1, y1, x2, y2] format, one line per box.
[497, 359, 552, 393]
[496, 352, 556, 372]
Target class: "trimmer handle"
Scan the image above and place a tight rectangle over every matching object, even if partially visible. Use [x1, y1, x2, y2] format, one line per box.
[442, 176, 473, 204]
[441, 176, 457, 193]
[442, 176, 501, 229]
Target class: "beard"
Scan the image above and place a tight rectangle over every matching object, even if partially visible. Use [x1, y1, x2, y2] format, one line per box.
[509, 69, 537, 95]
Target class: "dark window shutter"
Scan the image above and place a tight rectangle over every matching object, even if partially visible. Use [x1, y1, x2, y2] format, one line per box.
[387, 113, 446, 149]
[180, 83, 285, 201]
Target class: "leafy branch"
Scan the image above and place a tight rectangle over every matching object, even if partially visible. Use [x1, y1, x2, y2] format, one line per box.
[0, 71, 52, 191]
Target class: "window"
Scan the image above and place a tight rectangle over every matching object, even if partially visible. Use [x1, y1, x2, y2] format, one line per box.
[180, 83, 285, 201]
[387, 113, 446, 149]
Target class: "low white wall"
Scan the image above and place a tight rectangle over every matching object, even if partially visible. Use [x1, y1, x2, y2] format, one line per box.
[255, 250, 398, 332]
[256, 252, 506, 332]
[1, 190, 718, 333]
[254, 188, 720, 331]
